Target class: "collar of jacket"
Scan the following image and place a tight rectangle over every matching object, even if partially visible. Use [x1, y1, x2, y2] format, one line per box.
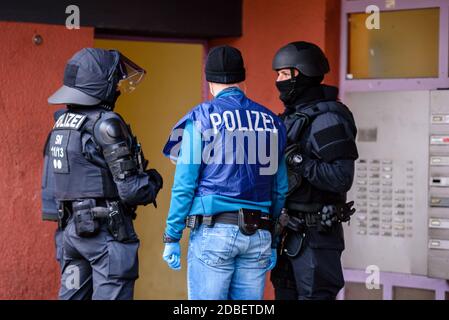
[285, 84, 339, 115]
[215, 86, 245, 99]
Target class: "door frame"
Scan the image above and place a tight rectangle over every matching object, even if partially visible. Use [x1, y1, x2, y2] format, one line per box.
[95, 33, 209, 100]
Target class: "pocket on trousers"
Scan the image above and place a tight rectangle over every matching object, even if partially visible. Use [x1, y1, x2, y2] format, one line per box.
[107, 240, 140, 280]
[200, 225, 238, 266]
[257, 229, 272, 267]
[307, 223, 345, 250]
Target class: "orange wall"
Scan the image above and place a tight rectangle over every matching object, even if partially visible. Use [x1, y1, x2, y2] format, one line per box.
[0, 0, 341, 300]
[0, 22, 93, 299]
[210, 0, 341, 114]
[209, 0, 341, 299]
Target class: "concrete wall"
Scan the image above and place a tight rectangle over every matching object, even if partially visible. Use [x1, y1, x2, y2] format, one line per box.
[0, 22, 93, 299]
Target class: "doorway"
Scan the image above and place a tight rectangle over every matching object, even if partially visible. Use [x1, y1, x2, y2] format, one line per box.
[95, 38, 204, 299]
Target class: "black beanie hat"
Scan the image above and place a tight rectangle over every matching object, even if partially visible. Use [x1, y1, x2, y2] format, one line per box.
[205, 45, 246, 84]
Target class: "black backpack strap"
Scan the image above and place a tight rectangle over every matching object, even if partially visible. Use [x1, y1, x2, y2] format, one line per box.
[283, 100, 328, 143]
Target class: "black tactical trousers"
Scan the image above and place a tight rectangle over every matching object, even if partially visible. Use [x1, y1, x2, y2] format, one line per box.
[57, 215, 140, 300]
[270, 226, 345, 300]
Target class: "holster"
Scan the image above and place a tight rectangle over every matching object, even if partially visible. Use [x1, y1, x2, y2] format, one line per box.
[238, 208, 262, 236]
[280, 215, 306, 258]
[57, 202, 70, 230]
[282, 231, 304, 258]
[105, 201, 130, 242]
[72, 199, 100, 237]
[71, 199, 131, 242]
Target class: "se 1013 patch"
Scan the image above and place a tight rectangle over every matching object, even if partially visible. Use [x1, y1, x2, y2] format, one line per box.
[53, 112, 87, 130]
[49, 130, 70, 173]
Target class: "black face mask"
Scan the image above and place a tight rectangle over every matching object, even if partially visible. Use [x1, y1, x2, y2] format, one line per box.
[275, 70, 324, 107]
[276, 79, 301, 106]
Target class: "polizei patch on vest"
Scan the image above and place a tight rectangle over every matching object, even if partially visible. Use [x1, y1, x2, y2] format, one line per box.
[53, 112, 87, 130]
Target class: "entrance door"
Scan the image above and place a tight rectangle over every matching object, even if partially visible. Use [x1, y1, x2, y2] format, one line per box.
[95, 38, 204, 299]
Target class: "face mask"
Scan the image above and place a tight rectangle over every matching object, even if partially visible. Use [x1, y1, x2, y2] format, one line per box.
[275, 71, 324, 106]
[275, 79, 297, 105]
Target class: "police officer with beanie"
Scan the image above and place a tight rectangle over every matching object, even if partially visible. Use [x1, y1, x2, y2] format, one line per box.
[45, 48, 163, 300]
[270, 41, 358, 300]
[162, 45, 288, 300]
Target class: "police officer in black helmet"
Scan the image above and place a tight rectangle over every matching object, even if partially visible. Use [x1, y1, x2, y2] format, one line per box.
[45, 48, 163, 300]
[270, 42, 358, 300]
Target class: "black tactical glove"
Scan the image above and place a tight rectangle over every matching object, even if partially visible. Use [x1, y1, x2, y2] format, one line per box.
[285, 143, 305, 196]
[146, 168, 163, 191]
[318, 205, 338, 233]
[285, 143, 303, 171]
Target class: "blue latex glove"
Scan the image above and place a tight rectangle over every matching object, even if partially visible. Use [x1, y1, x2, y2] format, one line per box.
[267, 249, 277, 271]
[163, 242, 181, 271]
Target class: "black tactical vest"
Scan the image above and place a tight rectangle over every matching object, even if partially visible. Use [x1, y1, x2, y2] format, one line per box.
[42, 133, 58, 220]
[282, 100, 357, 206]
[48, 109, 118, 201]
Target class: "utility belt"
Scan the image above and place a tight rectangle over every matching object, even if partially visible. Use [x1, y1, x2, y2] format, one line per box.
[288, 211, 319, 227]
[285, 201, 355, 230]
[275, 202, 355, 258]
[186, 209, 273, 236]
[58, 199, 132, 242]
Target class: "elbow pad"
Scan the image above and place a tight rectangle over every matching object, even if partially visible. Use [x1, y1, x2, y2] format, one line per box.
[94, 116, 138, 180]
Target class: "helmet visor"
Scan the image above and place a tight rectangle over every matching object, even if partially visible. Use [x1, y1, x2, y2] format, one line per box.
[117, 54, 146, 93]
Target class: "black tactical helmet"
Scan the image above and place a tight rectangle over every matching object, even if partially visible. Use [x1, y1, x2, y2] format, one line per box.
[272, 41, 330, 77]
[48, 48, 145, 107]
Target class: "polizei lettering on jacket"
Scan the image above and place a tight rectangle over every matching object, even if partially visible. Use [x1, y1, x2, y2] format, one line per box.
[187, 109, 280, 175]
[209, 110, 278, 134]
[53, 112, 87, 130]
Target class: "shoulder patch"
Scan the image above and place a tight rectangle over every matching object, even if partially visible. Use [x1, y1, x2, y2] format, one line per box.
[314, 124, 347, 148]
[53, 112, 87, 130]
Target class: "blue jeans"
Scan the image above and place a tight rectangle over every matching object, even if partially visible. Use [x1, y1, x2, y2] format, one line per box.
[187, 223, 272, 300]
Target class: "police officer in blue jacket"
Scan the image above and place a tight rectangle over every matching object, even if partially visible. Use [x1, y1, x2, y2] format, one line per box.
[162, 45, 288, 300]
[45, 48, 163, 300]
[270, 42, 358, 300]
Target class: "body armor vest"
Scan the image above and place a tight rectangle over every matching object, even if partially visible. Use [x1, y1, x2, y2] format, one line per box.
[48, 109, 118, 201]
[282, 100, 357, 206]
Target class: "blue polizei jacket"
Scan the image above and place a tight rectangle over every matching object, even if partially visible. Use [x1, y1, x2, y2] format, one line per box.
[163, 87, 288, 240]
